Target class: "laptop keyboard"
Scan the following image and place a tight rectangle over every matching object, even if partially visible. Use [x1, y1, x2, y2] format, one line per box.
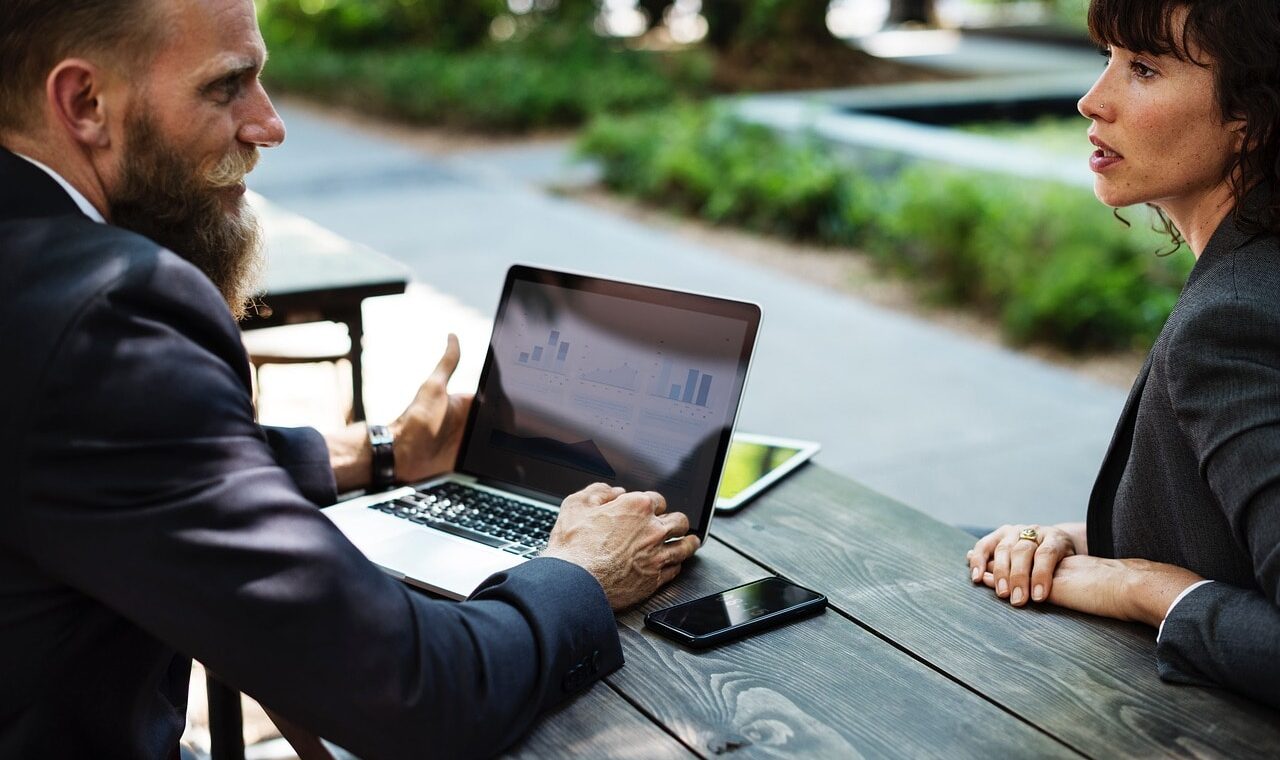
[369, 482, 555, 558]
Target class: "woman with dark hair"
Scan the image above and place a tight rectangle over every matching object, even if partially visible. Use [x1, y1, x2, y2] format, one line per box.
[966, 0, 1280, 709]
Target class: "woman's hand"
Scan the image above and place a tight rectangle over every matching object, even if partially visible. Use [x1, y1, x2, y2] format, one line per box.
[972, 549, 1205, 627]
[1038, 555, 1203, 627]
[967, 523, 1083, 607]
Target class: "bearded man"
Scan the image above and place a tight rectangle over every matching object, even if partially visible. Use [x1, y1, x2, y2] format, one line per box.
[0, 1, 699, 757]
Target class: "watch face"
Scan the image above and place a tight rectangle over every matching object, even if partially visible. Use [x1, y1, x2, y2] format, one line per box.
[370, 424, 394, 446]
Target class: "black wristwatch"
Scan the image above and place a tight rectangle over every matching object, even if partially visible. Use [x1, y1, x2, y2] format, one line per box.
[368, 423, 396, 491]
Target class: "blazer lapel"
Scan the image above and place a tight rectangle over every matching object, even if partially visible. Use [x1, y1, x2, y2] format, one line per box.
[0, 147, 87, 222]
[1086, 352, 1152, 558]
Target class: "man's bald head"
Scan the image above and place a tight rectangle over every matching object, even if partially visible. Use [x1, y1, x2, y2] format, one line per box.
[0, 0, 166, 134]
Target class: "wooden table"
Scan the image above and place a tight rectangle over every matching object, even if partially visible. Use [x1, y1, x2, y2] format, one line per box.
[239, 194, 409, 422]
[504, 465, 1280, 759]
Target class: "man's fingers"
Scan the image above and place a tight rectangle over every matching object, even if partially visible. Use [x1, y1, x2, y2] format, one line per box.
[657, 511, 690, 540]
[648, 491, 668, 516]
[661, 534, 700, 565]
[658, 562, 683, 587]
[565, 482, 617, 508]
[428, 333, 462, 386]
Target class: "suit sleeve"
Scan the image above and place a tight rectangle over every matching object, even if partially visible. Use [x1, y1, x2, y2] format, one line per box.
[1162, 295, 1280, 709]
[260, 425, 337, 506]
[14, 256, 622, 759]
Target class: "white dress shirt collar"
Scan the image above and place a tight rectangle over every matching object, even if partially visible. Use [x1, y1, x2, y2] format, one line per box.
[13, 151, 107, 224]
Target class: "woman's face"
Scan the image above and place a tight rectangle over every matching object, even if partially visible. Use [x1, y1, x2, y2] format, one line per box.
[1077, 18, 1242, 214]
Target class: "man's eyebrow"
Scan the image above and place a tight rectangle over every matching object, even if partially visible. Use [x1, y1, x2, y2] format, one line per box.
[199, 54, 265, 92]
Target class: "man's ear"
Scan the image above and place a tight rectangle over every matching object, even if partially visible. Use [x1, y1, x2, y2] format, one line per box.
[46, 59, 113, 149]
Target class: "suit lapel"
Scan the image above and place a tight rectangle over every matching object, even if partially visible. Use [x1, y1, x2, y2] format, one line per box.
[1086, 352, 1152, 558]
[0, 147, 86, 222]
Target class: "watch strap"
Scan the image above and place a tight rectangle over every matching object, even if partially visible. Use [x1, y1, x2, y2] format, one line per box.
[368, 423, 396, 490]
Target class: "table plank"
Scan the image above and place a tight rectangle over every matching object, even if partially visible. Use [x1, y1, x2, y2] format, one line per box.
[606, 540, 1078, 759]
[712, 466, 1280, 758]
[505, 681, 694, 760]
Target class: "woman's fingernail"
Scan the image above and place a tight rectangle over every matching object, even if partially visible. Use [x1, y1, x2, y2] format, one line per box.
[1011, 587, 1024, 605]
[997, 579, 1008, 596]
[1033, 584, 1045, 601]
[971, 567, 981, 581]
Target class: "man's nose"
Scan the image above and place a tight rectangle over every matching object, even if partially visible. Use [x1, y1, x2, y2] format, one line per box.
[239, 83, 286, 149]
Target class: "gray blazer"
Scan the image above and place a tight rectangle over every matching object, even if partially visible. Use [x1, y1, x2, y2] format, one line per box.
[1087, 204, 1280, 710]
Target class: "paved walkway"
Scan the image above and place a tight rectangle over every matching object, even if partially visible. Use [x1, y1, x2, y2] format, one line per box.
[248, 102, 1131, 530]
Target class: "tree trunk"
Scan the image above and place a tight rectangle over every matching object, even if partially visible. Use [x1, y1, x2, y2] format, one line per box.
[637, 0, 671, 31]
[887, 0, 935, 25]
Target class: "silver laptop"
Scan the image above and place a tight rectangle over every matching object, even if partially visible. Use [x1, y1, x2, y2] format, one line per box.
[324, 265, 762, 599]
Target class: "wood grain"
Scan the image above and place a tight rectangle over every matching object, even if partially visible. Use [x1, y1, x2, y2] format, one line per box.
[711, 466, 1280, 758]
[505, 680, 694, 760]
[605, 540, 1078, 759]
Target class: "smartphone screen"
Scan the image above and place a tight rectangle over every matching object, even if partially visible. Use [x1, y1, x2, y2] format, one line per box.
[646, 577, 825, 644]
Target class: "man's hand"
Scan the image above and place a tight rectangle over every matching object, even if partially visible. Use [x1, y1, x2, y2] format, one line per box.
[390, 333, 473, 484]
[326, 334, 471, 493]
[542, 483, 701, 610]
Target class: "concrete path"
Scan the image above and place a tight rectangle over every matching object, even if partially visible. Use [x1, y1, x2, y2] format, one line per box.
[248, 103, 1131, 530]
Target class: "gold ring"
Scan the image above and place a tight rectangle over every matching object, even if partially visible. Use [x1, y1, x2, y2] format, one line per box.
[1018, 528, 1039, 542]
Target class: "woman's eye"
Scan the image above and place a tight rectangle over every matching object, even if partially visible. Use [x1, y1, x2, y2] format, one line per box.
[1130, 60, 1156, 78]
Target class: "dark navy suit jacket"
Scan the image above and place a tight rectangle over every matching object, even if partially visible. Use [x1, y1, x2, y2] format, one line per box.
[0, 148, 622, 759]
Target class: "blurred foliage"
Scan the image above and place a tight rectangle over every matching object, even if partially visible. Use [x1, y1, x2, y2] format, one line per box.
[256, 0, 505, 51]
[976, 0, 1090, 30]
[1047, 0, 1090, 29]
[258, 0, 713, 131]
[579, 105, 1190, 351]
[702, 0, 837, 50]
[264, 40, 710, 131]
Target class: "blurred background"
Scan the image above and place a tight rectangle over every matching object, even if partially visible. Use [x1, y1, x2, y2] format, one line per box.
[243, 0, 1185, 530]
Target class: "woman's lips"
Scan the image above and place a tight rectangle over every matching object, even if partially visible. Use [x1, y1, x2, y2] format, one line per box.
[1089, 136, 1123, 173]
[1089, 149, 1123, 172]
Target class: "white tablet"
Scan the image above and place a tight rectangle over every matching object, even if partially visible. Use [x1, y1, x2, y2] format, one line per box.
[714, 433, 821, 513]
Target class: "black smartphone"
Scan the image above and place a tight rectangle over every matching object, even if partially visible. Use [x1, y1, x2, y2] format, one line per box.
[644, 577, 826, 648]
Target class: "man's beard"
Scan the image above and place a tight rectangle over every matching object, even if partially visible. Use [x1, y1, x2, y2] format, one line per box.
[108, 113, 264, 320]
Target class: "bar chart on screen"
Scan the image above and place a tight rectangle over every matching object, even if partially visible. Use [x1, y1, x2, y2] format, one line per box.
[515, 328, 571, 375]
[649, 358, 715, 408]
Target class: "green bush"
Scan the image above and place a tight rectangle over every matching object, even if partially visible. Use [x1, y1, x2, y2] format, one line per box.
[580, 106, 855, 239]
[257, 0, 504, 51]
[579, 105, 1191, 351]
[262, 40, 708, 132]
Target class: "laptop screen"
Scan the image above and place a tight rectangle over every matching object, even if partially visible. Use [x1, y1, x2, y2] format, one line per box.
[457, 266, 761, 537]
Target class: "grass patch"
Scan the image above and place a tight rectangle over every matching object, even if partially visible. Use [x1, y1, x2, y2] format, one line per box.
[578, 105, 1191, 351]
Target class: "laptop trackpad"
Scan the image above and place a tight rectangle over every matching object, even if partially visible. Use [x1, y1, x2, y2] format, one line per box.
[373, 530, 525, 599]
